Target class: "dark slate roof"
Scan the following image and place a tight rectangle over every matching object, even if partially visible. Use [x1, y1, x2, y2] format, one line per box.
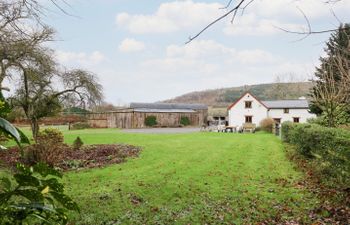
[262, 100, 309, 109]
[130, 102, 208, 110]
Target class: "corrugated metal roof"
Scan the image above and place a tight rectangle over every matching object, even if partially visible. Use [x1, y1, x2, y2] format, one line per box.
[262, 100, 309, 109]
[130, 102, 208, 110]
[134, 108, 196, 113]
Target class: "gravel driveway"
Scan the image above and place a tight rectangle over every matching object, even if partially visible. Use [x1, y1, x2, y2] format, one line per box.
[121, 127, 201, 134]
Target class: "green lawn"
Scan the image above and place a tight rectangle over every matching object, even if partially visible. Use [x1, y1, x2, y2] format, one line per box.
[53, 129, 317, 224]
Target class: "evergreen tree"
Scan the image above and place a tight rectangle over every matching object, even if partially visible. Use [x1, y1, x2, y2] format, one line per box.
[310, 24, 350, 125]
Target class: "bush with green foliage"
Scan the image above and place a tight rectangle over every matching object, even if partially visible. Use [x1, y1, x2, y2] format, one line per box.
[259, 118, 274, 133]
[0, 163, 79, 224]
[70, 122, 91, 130]
[25, 128, 67, 167]
[144, 116, 157, 127]
[180, 116, 190, 126]
[281, 122, 350, 187]
[37, 128, 64, 144]
[73, 136, 84, 150]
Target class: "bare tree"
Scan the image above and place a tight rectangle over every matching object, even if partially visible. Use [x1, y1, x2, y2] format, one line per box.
[187, 0, 347, 43]
[1, 0, 103, 139]
[11, 60, 103, 139]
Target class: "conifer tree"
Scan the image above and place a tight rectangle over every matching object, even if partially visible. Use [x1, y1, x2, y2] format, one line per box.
[310, 24, 350, 126]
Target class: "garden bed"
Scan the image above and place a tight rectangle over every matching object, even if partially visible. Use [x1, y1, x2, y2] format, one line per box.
[0, 144, 142, 171]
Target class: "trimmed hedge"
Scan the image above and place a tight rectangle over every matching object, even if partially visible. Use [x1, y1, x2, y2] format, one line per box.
[282, 122, 350, 187]
[70, 122, 91, 130]
[145, 116, 157, 127]
[180, 116, 190, 126]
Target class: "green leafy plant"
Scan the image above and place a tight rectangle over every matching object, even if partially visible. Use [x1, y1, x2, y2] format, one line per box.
[0, 117, 79, 224]
[180, 116, 190, 126]
[73, 136, 84, 150]
[0, 163, 79, 224]
[37, 128, 64, 144]
[145, 116, 157, 127]
[0, 118, 29, 156]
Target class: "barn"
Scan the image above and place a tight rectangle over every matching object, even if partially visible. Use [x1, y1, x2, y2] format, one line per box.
[88, 103, 208, 129]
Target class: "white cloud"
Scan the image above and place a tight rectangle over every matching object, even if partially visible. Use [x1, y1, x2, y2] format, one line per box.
[137, 40, 312, 94]
[163, 40, 279, 64]
[119, 38, 145, 52]
[55, 50, 106, 66]
[116, 0, 222, 34]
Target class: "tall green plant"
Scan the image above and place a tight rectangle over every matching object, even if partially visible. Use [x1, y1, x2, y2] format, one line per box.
[0, 116, 78, 224]
[310, 24, 350, 126]
[0, 163, 79, 224]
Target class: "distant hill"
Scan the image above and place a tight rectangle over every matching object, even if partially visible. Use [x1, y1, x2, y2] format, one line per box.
[161, 82, 313, 107]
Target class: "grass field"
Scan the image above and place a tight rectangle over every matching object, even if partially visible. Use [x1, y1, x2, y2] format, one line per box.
[40, 128, 317, 224]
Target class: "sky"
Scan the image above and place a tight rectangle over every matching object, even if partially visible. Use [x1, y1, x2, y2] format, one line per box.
[42, 0, 350, 104]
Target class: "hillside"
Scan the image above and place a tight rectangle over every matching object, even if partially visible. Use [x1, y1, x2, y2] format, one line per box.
[162, 82, 313, 107]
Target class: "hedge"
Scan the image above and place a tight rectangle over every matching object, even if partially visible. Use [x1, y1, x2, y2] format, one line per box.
[180, 116, 190, 126]
[282, 122, 350, 187]
[145, 116, 157, 127]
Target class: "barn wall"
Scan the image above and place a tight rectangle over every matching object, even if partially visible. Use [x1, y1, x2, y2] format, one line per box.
[88, 109, 208, 129]
[133, 112, 200, 128]
[87, 110, 134, 129]
[195, 109, 208, 126]
[88, 113, 108, 128]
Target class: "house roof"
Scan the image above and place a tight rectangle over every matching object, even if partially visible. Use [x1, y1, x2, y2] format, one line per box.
[130, 102, 208, 110]
[262, 100, 309, 109]
[227, 92, 310, 110]
[227, 91, 268, 110]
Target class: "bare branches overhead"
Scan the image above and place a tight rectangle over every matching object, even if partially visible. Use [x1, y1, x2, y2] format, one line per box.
[186, 0, 348, 44]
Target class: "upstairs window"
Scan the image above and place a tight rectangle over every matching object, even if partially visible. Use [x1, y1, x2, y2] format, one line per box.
[245, 116, 252, 123]
[293, 117, 300, 123]
[283, 108, 289, 114]
[245, 101, 252, 108]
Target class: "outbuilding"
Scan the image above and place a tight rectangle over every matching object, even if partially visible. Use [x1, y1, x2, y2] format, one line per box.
[88, 103, 208, 129]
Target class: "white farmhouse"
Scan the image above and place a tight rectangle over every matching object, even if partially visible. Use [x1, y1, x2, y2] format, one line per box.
[227, 92, 316, 128]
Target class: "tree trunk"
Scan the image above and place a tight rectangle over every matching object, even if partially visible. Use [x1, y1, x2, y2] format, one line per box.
[30, 118, 40, 141]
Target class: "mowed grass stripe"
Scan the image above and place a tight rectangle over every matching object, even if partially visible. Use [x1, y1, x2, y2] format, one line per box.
[57, 129, 317, 224]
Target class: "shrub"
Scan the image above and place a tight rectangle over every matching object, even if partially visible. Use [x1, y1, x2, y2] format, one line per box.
[24, 143, 69, 167]
[25, 128, 67, 167]
[145, 116, 157, 127]
[73, 136, 84, 150]
[259, 117, 275, 133]
[70, 122, 91, 130]
[180, 116, 190, 126]
[281, 122, 350, 187]
[37, 128, 64, 144]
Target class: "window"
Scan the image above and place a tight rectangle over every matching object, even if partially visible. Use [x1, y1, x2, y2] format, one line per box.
[274, 118, 281, 124]
[293, 117, 300, 123]
[245, 116, 252, 123]
[245, 101, 252, 108]
[283, 108, 289, 114]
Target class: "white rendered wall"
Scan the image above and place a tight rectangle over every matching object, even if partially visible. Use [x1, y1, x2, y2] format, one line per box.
[267, 108, 316, 123]
[228, 93, 268, 127]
